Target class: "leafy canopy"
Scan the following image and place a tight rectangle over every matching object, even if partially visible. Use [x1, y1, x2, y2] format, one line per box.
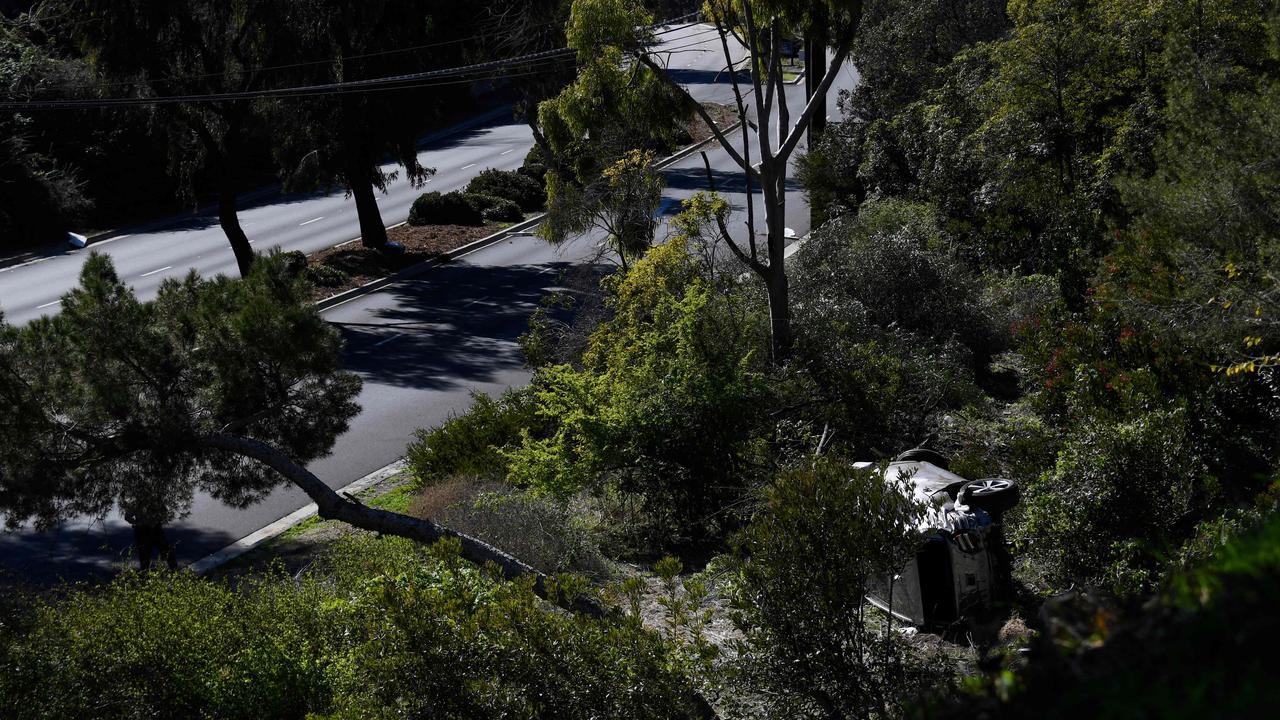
[0, 252, 361, 527]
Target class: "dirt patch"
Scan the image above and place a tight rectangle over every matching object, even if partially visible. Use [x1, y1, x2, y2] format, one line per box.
[684, 102, 740, 144]
[304, 221, 509, 302]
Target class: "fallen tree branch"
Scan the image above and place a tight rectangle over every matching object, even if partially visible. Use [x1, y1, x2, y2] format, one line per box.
[199, 432, 607, 618]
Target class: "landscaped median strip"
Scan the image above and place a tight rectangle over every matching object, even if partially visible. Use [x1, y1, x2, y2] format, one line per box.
[313, 117, 744, 314]
[190, 119, 744, 576]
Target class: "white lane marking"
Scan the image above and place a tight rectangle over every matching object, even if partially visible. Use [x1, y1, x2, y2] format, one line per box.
[462, 296, 489, 308]
[90, 233, 133, 247]
[36, 299, 61, 309]
[537, 266, 556, 275]
[299, 216, 325, 226]
[0, 256, 53, 273]
[460, 163, 476, 170]
[140, 266, 172, 277]
[500, 149, 515, 156]
[372, 332, 404, 348]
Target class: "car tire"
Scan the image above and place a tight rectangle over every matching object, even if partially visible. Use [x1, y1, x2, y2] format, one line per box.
[895, 448, 951, 469]
[960, 478, 1021, 515]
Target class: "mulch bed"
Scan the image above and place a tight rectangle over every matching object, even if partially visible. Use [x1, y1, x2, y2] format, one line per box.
[304, 221, 509, 302]
[684, 102, 739, 144]
[303, 106, 738, 304]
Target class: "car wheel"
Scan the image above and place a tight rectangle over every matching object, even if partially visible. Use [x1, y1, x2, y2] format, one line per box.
[961, 478, 1021, 515]
[895, 448, 951, 469]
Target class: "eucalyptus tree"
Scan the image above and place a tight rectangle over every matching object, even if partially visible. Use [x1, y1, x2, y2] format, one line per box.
[0, 253, 596, 611]
[551, 0, 864, 361]
[267, 1, 474, 250]
[535, 0, 693, 264]
[63, 0, 288, 277]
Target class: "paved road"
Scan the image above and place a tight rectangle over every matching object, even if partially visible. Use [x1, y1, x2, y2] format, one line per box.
[0, 24, 859, 585]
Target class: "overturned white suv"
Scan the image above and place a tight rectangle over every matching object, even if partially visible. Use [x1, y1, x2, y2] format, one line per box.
[860, 449, 1020, 629]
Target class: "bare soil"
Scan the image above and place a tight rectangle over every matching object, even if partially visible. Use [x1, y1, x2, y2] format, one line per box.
[304, 221, 509, 302]
[684, 102, 739, 144]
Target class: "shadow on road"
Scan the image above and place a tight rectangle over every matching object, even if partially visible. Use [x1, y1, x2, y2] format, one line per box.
[661, 165, 804, 196]
[334, 259, 594, 391]
[0, 521, 239, 591]
[661, 67, 750, 87]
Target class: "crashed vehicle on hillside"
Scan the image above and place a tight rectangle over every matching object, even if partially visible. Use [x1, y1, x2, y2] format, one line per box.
[861, 449, 1020, 630]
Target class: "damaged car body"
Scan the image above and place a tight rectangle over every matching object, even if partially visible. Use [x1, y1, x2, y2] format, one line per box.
[862, 450, 1020, 630]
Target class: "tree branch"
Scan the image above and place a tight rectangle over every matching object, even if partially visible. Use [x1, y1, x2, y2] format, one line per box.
[700, 151, 767, 276]
[199, 433, 607, 618]
[776, 10, 861, 162]
[636, 55, 757, 180]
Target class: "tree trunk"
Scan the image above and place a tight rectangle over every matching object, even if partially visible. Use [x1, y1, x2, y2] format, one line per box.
[805, 18, 828, 144]
[199, 433, 606, 617]
[345, 156, 388, 249]
[806, 15, 828, 232]
[766, 261, 793, 362]
[218, 180, 255, 278]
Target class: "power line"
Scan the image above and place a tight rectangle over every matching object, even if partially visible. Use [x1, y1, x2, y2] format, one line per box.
[0, 48, 578, 110]
[12, 18, 702, 97]
[0, 18, 713, 112]
[17, 17, 579, 95]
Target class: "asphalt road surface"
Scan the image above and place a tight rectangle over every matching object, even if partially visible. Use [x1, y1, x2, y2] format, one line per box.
[0, 23, 859, 586]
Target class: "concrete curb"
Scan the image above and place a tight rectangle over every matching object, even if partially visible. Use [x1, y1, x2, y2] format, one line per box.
[189, 460, 408, 575]
[187, 121, 748, 576]
[0, 104, 521, 272]
[312, 119, 744, 314]
[313, 212, 548, 313]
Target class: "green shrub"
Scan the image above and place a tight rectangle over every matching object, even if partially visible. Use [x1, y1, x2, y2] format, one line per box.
[1013, 407, 1208, 596]
[0, 538, 702, 720]
[0, 570, 333, 720]
[408, 190, 484, 226]
[305, 263, 348, 288]
[787, 200, 996, 455]
[502, 238, 773, 541]
[466, 168, 545, 211]
[474, 194, 524, 222]
[724, 458, 951, 719]
[408, 389, 544, 485]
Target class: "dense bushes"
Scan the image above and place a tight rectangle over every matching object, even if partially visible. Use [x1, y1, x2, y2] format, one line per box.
[792, 0, 1280, 605]
[788, 200, 999, 453]
[0, 571, 329, 719]
[1013, 408, 1207, 595]
[941, 510, 1280, 720]
[722, 459, 951, 719]
[503, 237, 772, 539]
[407, 189, 528, 226]
[0, 537, 701, 720]
[408, 190, 484, 226]
[408, 389, 544, 485]
[466, 168, 546, 211]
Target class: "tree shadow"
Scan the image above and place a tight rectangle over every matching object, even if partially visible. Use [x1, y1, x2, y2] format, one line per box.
[661, 165, 804, 195]
[661, 67, 752, 88]
[0, 521, 239, 590]
[334, 259, 597, 391]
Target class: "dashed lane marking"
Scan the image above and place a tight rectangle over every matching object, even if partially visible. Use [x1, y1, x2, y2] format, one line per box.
[299, 216, 325, 226]
[139, 266, 172, 277]
[372, 332, 404, 348]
